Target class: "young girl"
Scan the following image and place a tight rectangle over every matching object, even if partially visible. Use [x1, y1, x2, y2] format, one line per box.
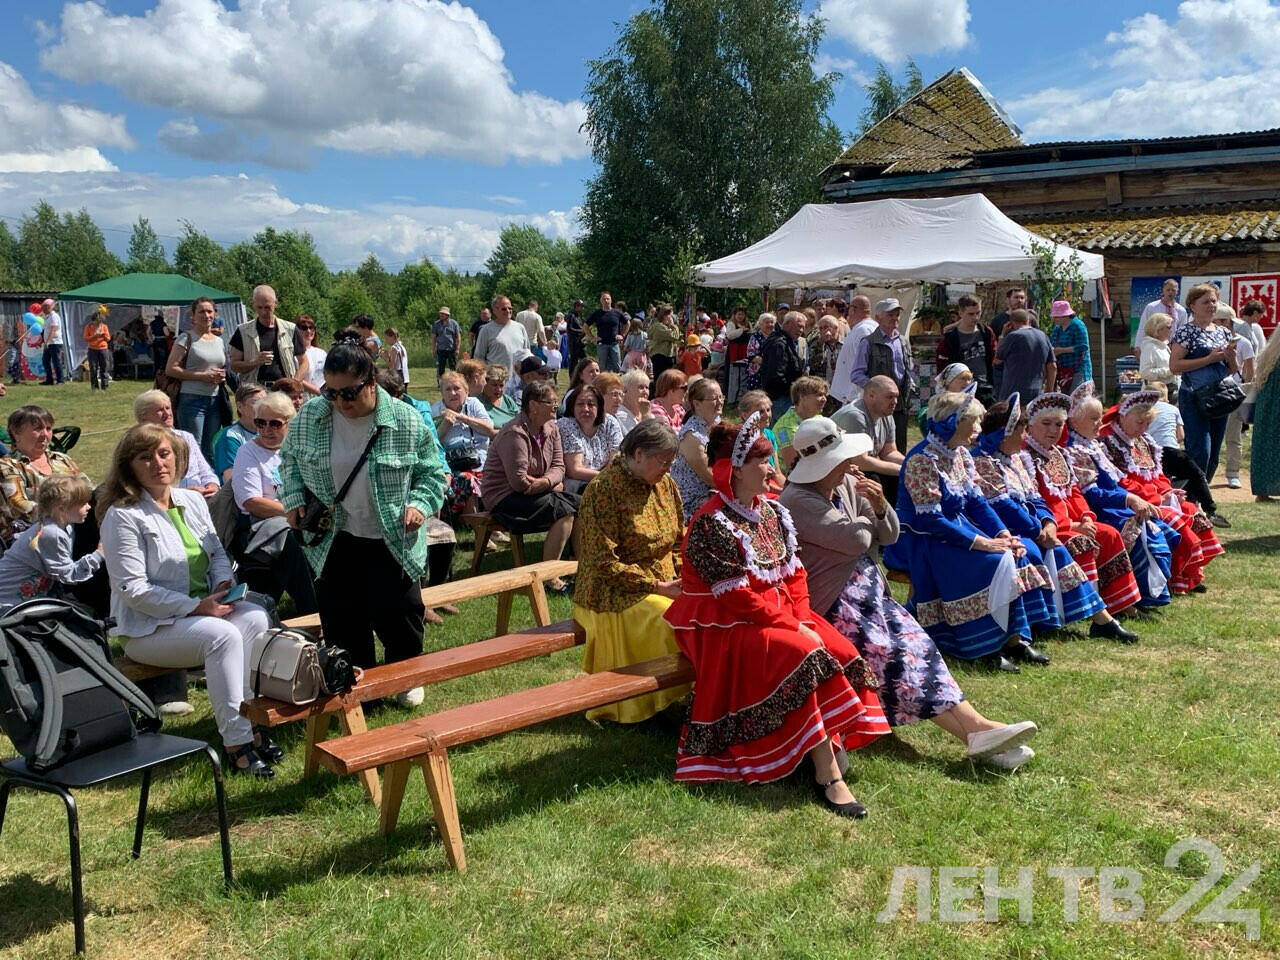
[680, 333, 708, 376]
[383, 327, 410, 386]
[622, 318, 648, 372]
[544, 329, 563, 383]
[0, 474, 102, 607]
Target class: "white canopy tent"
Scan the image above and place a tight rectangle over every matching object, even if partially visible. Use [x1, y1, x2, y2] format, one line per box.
[692, 193, 1105, 288]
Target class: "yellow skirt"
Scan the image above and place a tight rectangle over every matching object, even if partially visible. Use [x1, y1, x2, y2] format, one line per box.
[573, 594, 691, 724]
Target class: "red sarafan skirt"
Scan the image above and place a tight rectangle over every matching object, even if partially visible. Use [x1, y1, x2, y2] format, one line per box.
[669, 586, 890, 784]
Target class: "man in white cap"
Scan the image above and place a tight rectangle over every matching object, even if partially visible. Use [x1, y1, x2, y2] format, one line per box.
[849, 298, 912, 452]
[829, 294, 875, 403]
[431, 306, 461, 385]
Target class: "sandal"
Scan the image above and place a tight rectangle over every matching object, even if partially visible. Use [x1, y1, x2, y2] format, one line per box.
[812, 776, 867, 819]
[227, 743, 274, 779]
[252, 726, 285, 764]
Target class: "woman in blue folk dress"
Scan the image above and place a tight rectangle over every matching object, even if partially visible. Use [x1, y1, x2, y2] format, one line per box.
[1064, 382, 1175, 610]
[971, 395, 1138, 642]
[883, 389, 1052, 672]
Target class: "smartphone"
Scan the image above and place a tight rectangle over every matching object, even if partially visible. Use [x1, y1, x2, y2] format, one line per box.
[223, 583, 248, 603]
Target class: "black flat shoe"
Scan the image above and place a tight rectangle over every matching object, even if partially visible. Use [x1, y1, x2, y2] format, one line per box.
[980, 652, 1020, 673]
[253, 726, 285, 764]
[227, 743, 274, 779]
[1009, 639, 1051, 665]
[813, 776, 867, 819]
[1089, 620, 1139, 644]
[1191, 583, 1208, 594]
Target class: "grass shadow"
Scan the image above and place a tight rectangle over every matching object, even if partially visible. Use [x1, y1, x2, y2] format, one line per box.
[1220, 533, 1280, 555]
[0, 874, 82, 949]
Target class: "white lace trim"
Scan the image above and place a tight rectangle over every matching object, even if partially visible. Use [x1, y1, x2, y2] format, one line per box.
[1104, 423, 1164, 481]
[709, 497, 801, 586]
[1068, 430, 1124, 481]
[1021, 438, 1075, 500]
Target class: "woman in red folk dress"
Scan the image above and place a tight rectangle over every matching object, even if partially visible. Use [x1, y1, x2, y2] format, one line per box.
[664, 415, 890, 819]
[1021, 393, 1142, 615]
[1101, 389, 1223, 593]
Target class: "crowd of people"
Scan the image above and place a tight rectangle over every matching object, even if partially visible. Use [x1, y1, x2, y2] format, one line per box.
[0, 280, 1261, 813]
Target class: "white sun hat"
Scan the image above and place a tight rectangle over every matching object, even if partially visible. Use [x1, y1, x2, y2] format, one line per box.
[787, 416, 873, 484]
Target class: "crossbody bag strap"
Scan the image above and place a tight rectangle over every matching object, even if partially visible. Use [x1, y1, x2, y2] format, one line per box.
[334, 425, 384, 507]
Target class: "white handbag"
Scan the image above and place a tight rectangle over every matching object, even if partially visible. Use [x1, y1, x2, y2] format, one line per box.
[250, 628, 323, 705]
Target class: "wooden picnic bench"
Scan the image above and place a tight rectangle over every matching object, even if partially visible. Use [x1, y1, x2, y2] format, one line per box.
[460, 511, 525, 574]
[313, 653, 695, 872]
[240, 560, 579, 805]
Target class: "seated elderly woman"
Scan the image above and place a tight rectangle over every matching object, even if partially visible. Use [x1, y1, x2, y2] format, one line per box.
[771, 375, 830, 473]
[736, 389, 782, 472]
[229, 390, 318, 614]
[663, 418, 889, 817]
[133, 389, 219, 497]
[269, 377, 307, 412]
[883, 390, 1053, 673]
[480, 379, 579, 591]
[918, 363, 974, 434]
[616, 369, 651, 435]
[669, 376, 724, 514]
[557, 383, 623, 494]
[649, 368, 688, 431]
[780, 417, 1039, 769]
[433, 370, 497, 521]
[0, 405, 84, 549]
[1100, 389, 1223, 593]
[572, 418, 691, 723]
[1064, 382, 1176, 607]
[1021, 391, 1144, 617]
[971, 396, 1137, 641]
[593, 372, 625, 424]
[98, 424, 277, 777]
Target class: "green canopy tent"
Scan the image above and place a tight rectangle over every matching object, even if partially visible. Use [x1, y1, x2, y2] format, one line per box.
[57, 272, 248, 347]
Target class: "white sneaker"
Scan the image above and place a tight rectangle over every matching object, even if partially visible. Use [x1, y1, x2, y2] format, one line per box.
[394, 687, 424, 708]
[158, 700, 194, 717]
[965, 721, 1038, 760]
[986, 745, 1035, 770]
[1227, 477, 1241, 489]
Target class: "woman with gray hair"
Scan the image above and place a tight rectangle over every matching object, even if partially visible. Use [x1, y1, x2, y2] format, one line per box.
[883, 390, 1050, 672]
[571, 418, 690, 723]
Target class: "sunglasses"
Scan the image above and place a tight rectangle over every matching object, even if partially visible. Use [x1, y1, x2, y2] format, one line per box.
[297, 324, 315, 331]
[254, 418, 288, 429]
[321, 378, 372, 402]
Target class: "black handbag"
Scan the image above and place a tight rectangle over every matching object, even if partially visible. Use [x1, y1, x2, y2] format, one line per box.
[444, 438, 482, 472]
[298, 426, 383, 546]
[1192, 377, 1245, 420]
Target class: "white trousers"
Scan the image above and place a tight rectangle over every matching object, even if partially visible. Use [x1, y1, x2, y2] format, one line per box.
[1224, 407, 1245, 478]
[124, 603, 270, 748]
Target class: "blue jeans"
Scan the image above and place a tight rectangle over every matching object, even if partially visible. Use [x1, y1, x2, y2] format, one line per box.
[596, 342, 621, 373]
[41, 344, 64, 383]
[1179, 385, 1228, 484]
[177, 391, 223, 463]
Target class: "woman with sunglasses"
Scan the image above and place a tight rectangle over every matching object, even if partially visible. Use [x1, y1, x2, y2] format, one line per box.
[280, 330, 446, 704]
[293, 315, 327, 396]
[229, 391, 318, 615]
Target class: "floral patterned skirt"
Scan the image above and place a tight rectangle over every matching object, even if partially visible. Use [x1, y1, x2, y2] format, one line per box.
[442, 470, 481, 523]
[826, 557, 964, 727]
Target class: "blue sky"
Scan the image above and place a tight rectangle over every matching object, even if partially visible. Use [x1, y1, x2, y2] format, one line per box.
[2, 0, 1276, 273]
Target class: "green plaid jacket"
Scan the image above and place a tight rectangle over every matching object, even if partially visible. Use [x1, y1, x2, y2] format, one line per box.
[280, 387, 446, 578]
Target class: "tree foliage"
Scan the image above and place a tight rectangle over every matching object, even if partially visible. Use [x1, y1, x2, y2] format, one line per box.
[126, 217, 170, 273]
[14, 201, 124, 289]
[858, 59, 923, 133]
[330, 273, 376, 327]
[1024, 237, 1086, 332]
[581, 0, 842, 302]
[356, 254, 397, 321]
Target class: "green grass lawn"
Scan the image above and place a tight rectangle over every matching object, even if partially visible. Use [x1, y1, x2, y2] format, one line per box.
[0, 373, 1276, 959]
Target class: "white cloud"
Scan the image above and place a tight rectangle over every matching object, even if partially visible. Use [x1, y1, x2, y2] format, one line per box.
[820, 0, 971, 63]
[41, 0, 589, 168]
[813, 52, 869, 87]
[0, 60, 132, 172]
[486, 195, 523, 207]
[1008, 0, 1280, 139]
[0, 169, 577, 271]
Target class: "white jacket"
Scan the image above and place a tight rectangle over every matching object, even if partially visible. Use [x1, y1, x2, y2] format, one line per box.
[1139, 336, 1179, 390]
[101, 487, 235, 638]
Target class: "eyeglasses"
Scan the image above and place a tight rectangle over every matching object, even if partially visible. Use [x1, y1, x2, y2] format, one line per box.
[254, 418, 288, 429]
[321, 378, 372, 402]
[297, 324, 315, 331]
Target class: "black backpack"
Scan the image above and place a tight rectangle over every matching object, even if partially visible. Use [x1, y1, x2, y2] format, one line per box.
[0, 599, 159, 771]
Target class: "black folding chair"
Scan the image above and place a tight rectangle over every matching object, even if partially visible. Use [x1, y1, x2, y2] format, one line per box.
[0, 733, 233, 956]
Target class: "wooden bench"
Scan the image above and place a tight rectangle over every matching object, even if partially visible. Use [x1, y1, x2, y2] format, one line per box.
[242, 560, 579, 805]
[460, 512, 525, 574]
[113, 656, 181, 684]
[313, 653, 695, 871]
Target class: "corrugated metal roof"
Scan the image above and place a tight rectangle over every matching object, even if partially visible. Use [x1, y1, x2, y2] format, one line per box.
[826, 68, 1022, 177]
[1010, 128, 1280, 151]
[1020, 206, 1280, 251]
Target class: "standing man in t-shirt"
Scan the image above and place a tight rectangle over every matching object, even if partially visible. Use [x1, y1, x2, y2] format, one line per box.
[564, 299, 587, 370]
[994, 309, 1056, 401]
[990, 286, 1028, 340]
[515, 299, 547, 354]
[936, 293, 997, 404]
[431, 306, 461, 385]
[228, 284, 305, 385]
[40, 298, 65, 384]
[473, 295, 530, 374]
[586, 291, 626, 372]
[469, 306, 491, 356]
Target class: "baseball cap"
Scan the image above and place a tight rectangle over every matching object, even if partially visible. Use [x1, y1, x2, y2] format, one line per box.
[875, 298, 901, 314]
[519, 356, 550, 376]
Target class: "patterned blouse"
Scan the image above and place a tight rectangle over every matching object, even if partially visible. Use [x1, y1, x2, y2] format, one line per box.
[671, 415, 714, 514]
[0, 450, 82, 547]
[1170, 320, 1231, 390]
[573, 458, 683, 612]
[556, 414, 623, 472]
[685, 497, 798, 595]
[650, 399, 685, 432]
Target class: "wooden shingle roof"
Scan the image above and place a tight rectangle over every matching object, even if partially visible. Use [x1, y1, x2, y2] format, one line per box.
[1020, 206, 1280, 251]
[824, 68, 1022, 179]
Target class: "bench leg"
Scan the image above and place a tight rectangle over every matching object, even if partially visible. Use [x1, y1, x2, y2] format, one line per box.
[378, 760, 412, 836]
[526, 578, 551, 627]
[337, 707, 381, 807]
[495, 589, 514, 636]
[470, 525, 491, 575]
[420, 749, 466, 873]
[303, 713, 333, 780]
[510, 533, 525, 567]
